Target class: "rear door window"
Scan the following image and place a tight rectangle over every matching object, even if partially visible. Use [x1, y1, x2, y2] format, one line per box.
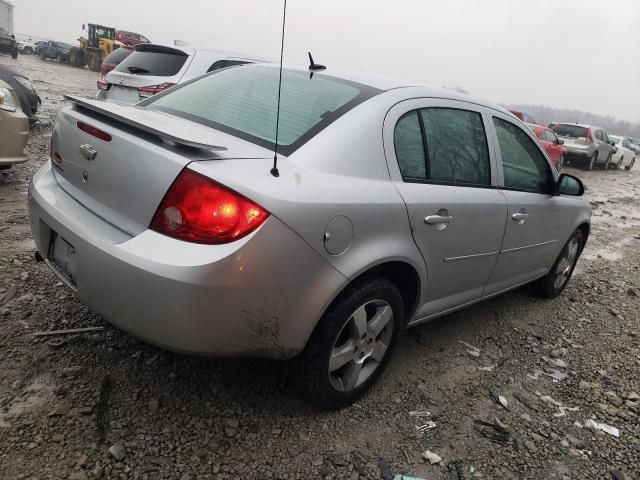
[115, 50, 188, 76]
[493, 117, 553, 194]
[394, 112, 426, 179]
[105, 47, 131, 65]
[393, 107, 491, 186]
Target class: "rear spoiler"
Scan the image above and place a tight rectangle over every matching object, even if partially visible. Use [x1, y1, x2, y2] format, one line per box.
[64, 95, 226, 151]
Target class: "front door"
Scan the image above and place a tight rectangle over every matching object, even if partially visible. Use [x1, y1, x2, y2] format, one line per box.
[383, 99, 507, 318]
[485, 113, 568, 294]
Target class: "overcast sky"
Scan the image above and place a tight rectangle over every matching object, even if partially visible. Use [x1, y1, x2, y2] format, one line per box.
[13, 0, 640, 123]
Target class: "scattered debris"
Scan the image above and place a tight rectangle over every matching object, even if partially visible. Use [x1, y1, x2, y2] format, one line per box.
[545, 357, 568, 368]
[513, 391, 540, 412]
[400, 446, 413, 465]
[108, 443, 126, 461]
[528, 369, 569, 382]
[0, 285, 18, 306]
[393, 476, 426, 480]
[478, 365, 496, 372]
[459, 340, 480, 357]
[584, 419, 620, 438]
[32, 326, 104, 337]
[610, 469, 627, 480]
[422, 450, 442, 465]
[96, 376, 111, 444]
[415, 421, 437, 433]
[490, 392, 509, 410]
[408, 410, 431, 418]
[474, 418, 511, 444]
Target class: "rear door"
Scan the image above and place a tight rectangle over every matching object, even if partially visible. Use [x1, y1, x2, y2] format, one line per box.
[543, 128, 562, 164]
[383, 99, 507, 317]
[485, 112, 566, 294]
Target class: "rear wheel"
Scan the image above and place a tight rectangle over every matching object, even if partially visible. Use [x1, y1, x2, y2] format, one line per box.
[56, 53, 64, 63]
[538, 229, 583, 299]
[87, 53, 101, 72]
[626, 158, 635, 171]
[11, 51, 17, 59]
[587, 153, 597, 170]
[298, 277, 404, 409]
[24, 46, 32, 55]
[39, 51, 46, 60]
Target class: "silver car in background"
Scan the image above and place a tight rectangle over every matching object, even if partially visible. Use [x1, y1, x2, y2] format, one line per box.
[97, 43, 267, 104]
[551, 123, 614, 170]
[28, 64, 591, 408]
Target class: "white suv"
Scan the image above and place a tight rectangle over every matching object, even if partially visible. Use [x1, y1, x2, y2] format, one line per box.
[97, 43, 268, 104]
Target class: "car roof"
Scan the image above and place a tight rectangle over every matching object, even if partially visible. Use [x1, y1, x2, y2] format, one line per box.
[248, 63, 510, 113]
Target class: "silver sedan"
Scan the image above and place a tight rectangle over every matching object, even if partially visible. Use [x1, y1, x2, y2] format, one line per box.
[28, 64, 591, 408]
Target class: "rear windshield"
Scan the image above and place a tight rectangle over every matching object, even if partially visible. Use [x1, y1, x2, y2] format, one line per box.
[553, 124, 588, 138]
[610, 137, 621, 144]
[105, 47, 131, 65]
[145, 65, 380, 155]
[115, 50, 187, 76]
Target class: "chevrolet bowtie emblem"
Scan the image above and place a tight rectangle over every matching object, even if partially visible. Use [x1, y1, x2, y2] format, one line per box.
[79, 144, 97, 161]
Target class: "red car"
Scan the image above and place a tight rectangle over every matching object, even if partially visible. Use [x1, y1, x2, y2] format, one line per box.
[527, 123, 567, 169]
[97, 46, 133, 90]
[115, 30, 150, 47]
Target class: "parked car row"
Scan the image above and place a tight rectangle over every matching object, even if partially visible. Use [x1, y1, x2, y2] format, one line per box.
[512, 107, 637, 172]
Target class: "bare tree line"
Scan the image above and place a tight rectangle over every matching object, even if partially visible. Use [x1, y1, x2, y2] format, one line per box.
[505, 104, 640, 139]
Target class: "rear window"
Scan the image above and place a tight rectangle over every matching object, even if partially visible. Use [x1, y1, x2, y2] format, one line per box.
[104, 47, 132, 65]
[145, 65, 380, 155]
[553, 124, 588, 138]
[115, 50, 188, 76]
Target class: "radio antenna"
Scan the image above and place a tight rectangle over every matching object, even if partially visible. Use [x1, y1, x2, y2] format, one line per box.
[270, 0, 287, 178]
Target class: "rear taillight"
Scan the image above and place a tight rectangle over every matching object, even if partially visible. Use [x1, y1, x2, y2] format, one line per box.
[97, 79, 110, 91]
[150, 169, 269, 244]
[137, 82, 176, 98]
[77, 121, 112, 142]
[586, 128, 592, 144]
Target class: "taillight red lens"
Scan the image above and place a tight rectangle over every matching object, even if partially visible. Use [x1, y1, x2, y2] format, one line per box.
[150, 169, 269, 244]
[77, 121, 112, 142]
[586, 128, 592, 144]
[138, 83, 176, 97]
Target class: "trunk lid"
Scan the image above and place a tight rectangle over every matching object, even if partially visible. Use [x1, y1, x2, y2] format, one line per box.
[51, 98, 272, 237]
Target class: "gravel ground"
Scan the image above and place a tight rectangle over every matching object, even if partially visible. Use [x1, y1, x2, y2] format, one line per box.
[1, 54, 639, 480]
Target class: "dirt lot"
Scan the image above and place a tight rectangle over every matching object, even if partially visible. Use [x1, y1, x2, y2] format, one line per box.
[1, 54, 639, 480]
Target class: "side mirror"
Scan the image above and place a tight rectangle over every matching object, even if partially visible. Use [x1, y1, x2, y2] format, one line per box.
[82, 24, 86, 31]
[557, 139, 564, 145]
[609, 140, 615, 146]
[556, 173, 584, 196]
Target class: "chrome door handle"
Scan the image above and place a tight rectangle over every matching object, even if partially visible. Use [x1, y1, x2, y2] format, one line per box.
[512, 213, 529, 221]
[425, 215, 454, 225]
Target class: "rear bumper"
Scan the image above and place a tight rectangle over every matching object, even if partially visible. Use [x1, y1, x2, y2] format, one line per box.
[28, 163, 346, 358]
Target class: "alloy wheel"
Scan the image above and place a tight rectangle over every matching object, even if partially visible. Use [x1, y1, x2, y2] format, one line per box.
[553, 238, 580, 290]
[328, 299, 394, 392]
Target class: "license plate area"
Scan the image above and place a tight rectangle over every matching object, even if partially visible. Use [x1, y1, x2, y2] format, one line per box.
[47, 231, 77, 288]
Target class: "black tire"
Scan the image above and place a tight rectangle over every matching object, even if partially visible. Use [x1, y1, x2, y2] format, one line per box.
[626, 158, 635, 171]
[39, 51, 46, 60]
[602, 153, 611, 170]
[538, 229, 584, 299]
[587, 153, 596, 170]
[297, 276, 404, 409]
[24, 47, 32, 55]
[56, 53, 64, 63]
[69, 48, 85, 67]
[87, 53, 101, 72]
[11, 51, 17, 59]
